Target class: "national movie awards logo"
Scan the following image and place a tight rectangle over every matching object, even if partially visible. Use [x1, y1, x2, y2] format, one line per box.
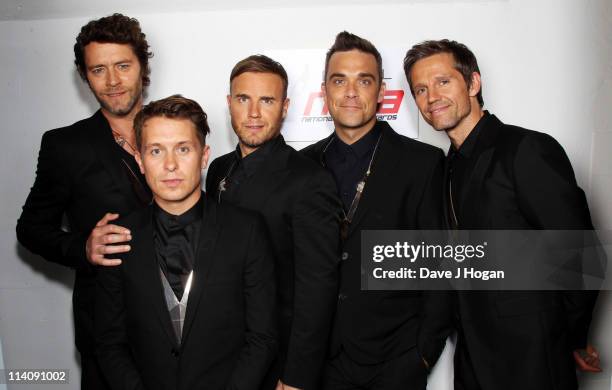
[265, 48, 419, 142]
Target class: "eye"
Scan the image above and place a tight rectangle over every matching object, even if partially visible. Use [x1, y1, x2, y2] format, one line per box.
[261, 97, 274, 105]
[414, 87, 426, 96]
[332, 78, 345, 86]
[150, 147, 161, 156]
[117, 63, 130, 71]
[91, 67, 104, 75]
[237, 96, 248, 103]
[439, 79, 450, 86]
[177, 146, 190, 154]
[359, 79, 372, 86]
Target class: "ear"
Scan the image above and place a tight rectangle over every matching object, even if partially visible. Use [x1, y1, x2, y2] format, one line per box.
[282, 97, 290, 119]
[468, 72, 481, 98]
[320, 81, 327, 99]
[201, 144, 211, 170]
[135, 151, 145, 174]
[226, 94, 232, 108]
[377, 81, 387, 104]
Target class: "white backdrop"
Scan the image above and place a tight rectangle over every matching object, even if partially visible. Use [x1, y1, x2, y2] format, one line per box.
[1, 1, 611, 389]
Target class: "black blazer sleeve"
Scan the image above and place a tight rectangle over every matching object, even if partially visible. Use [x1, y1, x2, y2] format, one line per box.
[16, 130, 88, 269]
[414, 149, 454, 368]
[228, 215, 278, 390]
[282, 168, 341, 389]
[514, 132, 598, 349]
[95, 264, 145, 390]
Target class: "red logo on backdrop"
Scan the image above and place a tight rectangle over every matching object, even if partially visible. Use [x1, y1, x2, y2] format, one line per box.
[302, 90, 405, 116]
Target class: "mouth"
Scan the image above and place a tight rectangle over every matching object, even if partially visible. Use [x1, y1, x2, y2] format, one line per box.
[161, 179, 183, 188]
[244, 124, 265, 131]
[429, 105, 449, 116]
[105, 91, 127, 98]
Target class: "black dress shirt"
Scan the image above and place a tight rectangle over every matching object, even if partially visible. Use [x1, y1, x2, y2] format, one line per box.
[324, 122, 382, 211]
[218, 136, 283, 204]
[153, 195, 203, 300]
[446, 111, 490, 228]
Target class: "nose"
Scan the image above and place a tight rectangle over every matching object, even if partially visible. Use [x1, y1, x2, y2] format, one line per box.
[248, 101, 261, 118]
[106, 68, 120, 87]
[344, 80, 358, 99]
[427, 85, 440, 104]
[164, 152, 177, 172]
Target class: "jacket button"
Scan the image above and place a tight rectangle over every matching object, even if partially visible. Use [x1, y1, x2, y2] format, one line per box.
[171, 348, 179, 357]
[341, 252, 349, 261]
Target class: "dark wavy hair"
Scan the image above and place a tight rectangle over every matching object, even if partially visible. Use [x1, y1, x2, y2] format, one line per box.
[134, 95, 210, 150]
[230, 54, 289, 99]
[74, 13, 153, 86]
[324, 31, 383, 84]
[404, 39, 484, 107]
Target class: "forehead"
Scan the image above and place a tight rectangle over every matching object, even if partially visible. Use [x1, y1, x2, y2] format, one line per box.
[411, 52, 459, 80]
[327, 49, 379, 79]
[83, 42, 137, 65]
[230, 71, 284, 96]
[141, 117, 198, 144]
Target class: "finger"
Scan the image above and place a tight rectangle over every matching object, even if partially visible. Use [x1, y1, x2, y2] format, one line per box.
[94, 224, 131, 237]
[587, 345, 599, 358]
[101, 233, 132, 245]
[98, 258, 122, 266]
[96, 213, 120, 227]
[574, 352, 602, 372]
[97, 244, 131, 255]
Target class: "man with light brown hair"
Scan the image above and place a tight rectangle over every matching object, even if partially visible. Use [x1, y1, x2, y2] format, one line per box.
[206, 55, 342, 390]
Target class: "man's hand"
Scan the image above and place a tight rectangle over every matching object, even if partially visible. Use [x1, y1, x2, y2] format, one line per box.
[574, 344, 602, 372]
[85, 213, 131, 266]
[276, 380, 301, 390]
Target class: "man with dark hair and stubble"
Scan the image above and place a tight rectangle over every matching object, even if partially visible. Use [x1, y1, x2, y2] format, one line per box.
[404, 39, 600, 390]
[95, 95, 278, 390]
[16, 13, 153, 389]
[302, 31, 452, 390]
[205, 55, 342, 390]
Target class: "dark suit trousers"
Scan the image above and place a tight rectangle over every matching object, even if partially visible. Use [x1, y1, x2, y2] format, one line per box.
[322, 348, 427, 390]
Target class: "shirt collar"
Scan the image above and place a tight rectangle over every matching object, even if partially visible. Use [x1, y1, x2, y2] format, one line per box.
[449, 111, 491, 159]
[331, 121, 382, 158]
[233, 135, 283, 177]
[154, 193, 203, 233]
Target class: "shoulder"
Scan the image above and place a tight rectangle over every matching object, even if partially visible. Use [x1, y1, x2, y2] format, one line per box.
[40, 113, 102, 155]
[114, 206, 152, 233]
[494, 120, 565, 155]
[208, 151, 236, 174]
[382, 123, 444, 161]
[300, 137, 330, 162]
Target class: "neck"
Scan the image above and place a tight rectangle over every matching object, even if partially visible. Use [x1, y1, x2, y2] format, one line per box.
[101, 101, 143, 144]
[447, 108, 484, 149]
[239, 143, 257, 158]
[155, 190, 201, 216]
[335, 118, 377, 145]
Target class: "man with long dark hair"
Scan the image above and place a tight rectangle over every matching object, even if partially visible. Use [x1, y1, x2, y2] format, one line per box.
[17, 13, 153, 389]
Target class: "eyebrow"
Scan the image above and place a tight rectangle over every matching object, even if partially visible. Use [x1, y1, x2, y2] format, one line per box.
[87, 58, 133, 69]
[328, 72, 376, 80]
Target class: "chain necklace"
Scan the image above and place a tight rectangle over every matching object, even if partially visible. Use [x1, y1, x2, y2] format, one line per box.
[112, 130, 137, 154]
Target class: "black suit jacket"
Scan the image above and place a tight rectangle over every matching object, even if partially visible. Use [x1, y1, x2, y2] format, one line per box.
[205, 137, 342, 389]
[450, 114, 598, 390]
[302, 121, 451, 368]
[16, 110, 149, 354]
[94, 197, 278, 390]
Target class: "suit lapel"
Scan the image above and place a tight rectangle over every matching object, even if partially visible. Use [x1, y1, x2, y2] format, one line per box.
[133, 209, 180, 347]
[459, 116, 501, 228]
[86, 111, 148, 203]
[346, 123, 402, 239]
[180, 198, 220, 345]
